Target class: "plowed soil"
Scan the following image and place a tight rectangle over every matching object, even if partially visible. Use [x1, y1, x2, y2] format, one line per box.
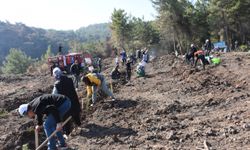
[0, 52, 250, 150]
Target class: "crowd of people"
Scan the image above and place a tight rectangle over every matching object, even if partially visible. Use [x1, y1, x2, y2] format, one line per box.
[17, 39, 225, 149]
[111, 47, 150, 81]
[16, 37, 246, 149]
[18, 47, 151, 150]
[185, 39, 214, 70]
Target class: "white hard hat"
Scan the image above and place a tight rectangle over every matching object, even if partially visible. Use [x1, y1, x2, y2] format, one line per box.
[191, 44, 194, 47]
[53, 67, 62, 78]
[18, 104, 29, 116]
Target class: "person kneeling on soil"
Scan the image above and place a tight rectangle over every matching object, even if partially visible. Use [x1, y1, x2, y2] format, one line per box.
[18, 94, 71, 150]
[81, 73, 116, 106]
[52, 67, 81, 136]
[194, 50, 209, 70]
[110, 65, 121, 80]
[136, 61, 146, 77]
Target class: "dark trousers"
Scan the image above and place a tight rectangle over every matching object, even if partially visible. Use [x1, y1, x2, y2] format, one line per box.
[186, 53, 195, 65]
[127, 70, 132, 80]
[122, 58, 126, 65]
[195, 55, 208, 70]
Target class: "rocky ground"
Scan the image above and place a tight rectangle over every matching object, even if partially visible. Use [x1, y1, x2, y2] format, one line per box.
[0, 52, 250, 150]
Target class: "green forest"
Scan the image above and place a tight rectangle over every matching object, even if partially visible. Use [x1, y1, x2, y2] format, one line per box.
[0, 22, 110, 64]
[110, 0, 250, 54]
[0, 0, 250, 74]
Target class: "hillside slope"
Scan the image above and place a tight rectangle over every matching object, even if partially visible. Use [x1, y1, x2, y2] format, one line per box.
[67, 52, 250, 149]
[0, 52, 250, 150]
[0, 21, 110, 63]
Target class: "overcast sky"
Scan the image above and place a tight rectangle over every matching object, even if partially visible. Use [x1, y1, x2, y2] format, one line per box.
[0, 0, 156, 30]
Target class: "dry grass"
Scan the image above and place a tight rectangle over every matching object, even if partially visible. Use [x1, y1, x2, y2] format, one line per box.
[27, 62, 49, 74]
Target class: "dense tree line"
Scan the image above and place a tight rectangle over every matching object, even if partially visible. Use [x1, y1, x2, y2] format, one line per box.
[152, 0, 250, 54]
[110, 9, 160, 52]
[1, 0, 249, 73]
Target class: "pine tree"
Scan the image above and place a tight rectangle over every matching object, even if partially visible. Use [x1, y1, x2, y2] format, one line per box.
[2, 48, 32, 74]
[41, 45, 53, 61]
[110, 9, 129, 49]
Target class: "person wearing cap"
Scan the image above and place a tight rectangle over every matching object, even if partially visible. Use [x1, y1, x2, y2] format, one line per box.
[81, 72, 116, 106]
[204, 39, 213, 56]
[52, 67, 81, 136]
[186, 44, 198, 65]
[70, 59, 81, 90]
[18, 94, 71, 150]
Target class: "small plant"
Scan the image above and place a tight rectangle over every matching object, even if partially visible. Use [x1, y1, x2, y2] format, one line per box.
[22, 144, 29, 150]
[239, 45, 248, 52]
[0, 110, 8, 117]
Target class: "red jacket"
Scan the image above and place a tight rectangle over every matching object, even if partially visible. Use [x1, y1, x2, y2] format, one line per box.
[194, 50, 204, 56]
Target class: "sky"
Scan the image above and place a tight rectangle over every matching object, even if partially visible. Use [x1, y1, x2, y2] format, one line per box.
[0, 0, 157, 30]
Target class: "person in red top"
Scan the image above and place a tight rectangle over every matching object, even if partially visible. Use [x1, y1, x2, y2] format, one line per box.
[194, 50, 209, 70]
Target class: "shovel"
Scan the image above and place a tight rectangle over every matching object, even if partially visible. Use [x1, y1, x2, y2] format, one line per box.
[36, 116, 72, 150]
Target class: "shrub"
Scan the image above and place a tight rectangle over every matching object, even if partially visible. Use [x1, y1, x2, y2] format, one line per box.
[1, 48, 32, 74]
[239, 45, 249, 52]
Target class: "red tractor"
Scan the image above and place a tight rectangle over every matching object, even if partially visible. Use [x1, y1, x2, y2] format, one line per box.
[48, 52, 93, 75]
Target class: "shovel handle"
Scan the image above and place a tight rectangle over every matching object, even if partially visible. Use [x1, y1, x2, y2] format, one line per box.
[35, 130, 39, 149]
[36, 116, 72, 150]
[110, 80, 113, 93]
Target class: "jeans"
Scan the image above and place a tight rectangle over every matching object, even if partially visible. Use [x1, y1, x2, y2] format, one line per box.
[43, 99, 71, 150]
[92, 78, 114, 104]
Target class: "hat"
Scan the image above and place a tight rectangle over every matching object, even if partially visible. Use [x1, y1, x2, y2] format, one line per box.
[88, 66, 94, 72]
[53, 67, 62, 79]
[18, 104, 29, 116]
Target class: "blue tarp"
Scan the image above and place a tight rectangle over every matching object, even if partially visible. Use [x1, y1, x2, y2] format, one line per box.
[213, 41, 227, 49]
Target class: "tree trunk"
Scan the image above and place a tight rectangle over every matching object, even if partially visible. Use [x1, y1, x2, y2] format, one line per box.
[173, 28, 177, 56]
[222, 10, 231, 52]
